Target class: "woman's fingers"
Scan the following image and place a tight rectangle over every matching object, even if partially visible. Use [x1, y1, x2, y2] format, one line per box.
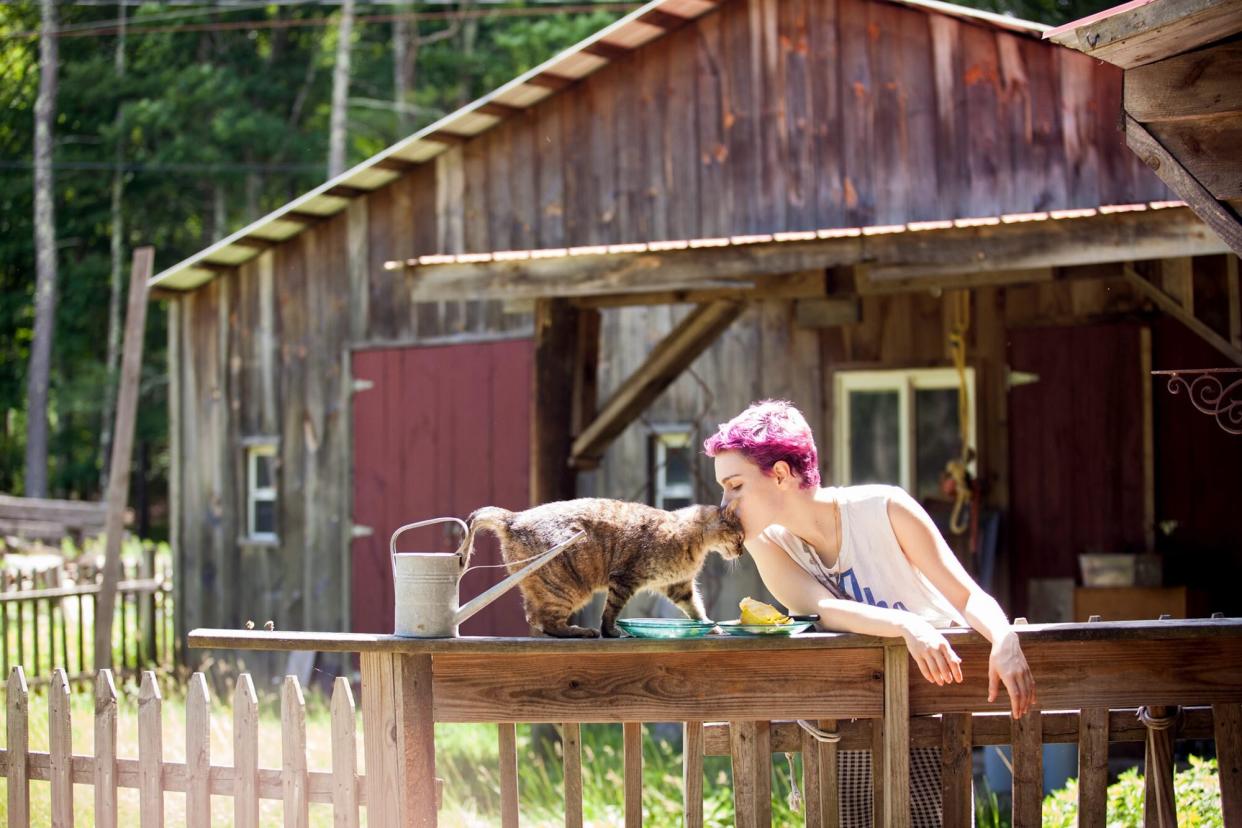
[947, 649, 964, 684]
[913, 653, 936, 685]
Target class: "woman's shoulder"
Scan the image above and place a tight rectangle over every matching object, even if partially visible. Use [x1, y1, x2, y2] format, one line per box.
[834, 483, 912, 507]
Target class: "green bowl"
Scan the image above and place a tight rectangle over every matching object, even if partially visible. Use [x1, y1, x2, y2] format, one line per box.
[715, 620, 815, 637]
[615, 618, 718, 639]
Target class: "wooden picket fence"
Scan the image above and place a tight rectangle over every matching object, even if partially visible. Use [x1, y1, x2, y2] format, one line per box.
[1, 666, 374, 827]
[1, 556, 175, 686]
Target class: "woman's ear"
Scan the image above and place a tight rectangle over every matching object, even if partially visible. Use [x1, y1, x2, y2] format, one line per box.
[771, 460, 793, 488]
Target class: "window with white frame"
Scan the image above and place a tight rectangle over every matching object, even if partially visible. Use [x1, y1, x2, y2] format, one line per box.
[246, 443, 278, 542]
[833, 368, 976, 499]
[650, 428, 695, 510]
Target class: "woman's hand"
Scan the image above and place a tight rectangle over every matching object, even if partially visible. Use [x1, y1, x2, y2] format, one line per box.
[901, 618, 963, 686]
[989, 631, 1036, 718]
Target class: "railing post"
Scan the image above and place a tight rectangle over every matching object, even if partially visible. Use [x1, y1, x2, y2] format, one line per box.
[498, 723, 519, 828]
[359, 651, 443, 828]
[1141, 704, 1179, 827]
[882, 643, 910, 828]
[624, 722, 644, 828]
[802, 719, 838, 828]
[682, 721, 704, 828]
[1078, 615, 1109, 828]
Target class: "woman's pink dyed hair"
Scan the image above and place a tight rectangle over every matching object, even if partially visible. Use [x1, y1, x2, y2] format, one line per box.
[702, 399, 821, 489]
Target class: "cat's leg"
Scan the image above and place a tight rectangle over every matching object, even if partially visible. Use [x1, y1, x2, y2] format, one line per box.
[663, 580, 709, 621]
[525, 586, 599, 639]
[600, 576, 639, 638]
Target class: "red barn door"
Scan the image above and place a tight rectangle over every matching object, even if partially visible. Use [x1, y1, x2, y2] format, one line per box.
[1008, 322, 1147, 618]
[350, 338, 533, 636]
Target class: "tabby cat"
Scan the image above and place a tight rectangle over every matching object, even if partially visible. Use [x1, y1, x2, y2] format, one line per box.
[463, 498, 745, 637]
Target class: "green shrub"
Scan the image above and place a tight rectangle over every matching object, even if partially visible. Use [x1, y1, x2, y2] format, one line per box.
[1042, 756, 1222, 827]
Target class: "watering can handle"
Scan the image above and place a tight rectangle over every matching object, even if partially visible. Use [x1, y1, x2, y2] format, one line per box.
[389, 517, 470, 560]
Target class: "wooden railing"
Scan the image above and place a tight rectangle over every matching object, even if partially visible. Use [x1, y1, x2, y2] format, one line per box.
[0, 558, 175, 685]
[3, 619, 1239, 826]
[190, 618, 1242, 827]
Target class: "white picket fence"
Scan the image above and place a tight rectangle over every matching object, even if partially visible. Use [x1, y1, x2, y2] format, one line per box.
[1, 666, 371, 827]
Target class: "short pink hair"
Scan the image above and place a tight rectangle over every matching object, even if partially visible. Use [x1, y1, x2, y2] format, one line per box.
[702, 400, 821, 489]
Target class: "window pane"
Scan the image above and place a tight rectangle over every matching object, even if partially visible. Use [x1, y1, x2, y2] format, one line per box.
[253, 499, 276, 536]
[664, 444, 692, 487]
[662, 496, 692, 510]
[254, 454, 274, 489]
[915, 388, 963, 499]
[848, 391, 900, 484]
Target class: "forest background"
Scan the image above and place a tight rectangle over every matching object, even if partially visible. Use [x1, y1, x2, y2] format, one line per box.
[0, 0, 1115, 539]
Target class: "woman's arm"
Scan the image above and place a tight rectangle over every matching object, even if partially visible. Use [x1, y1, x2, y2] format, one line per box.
[746, 533, 963, 686]
[886, 490, 1036, 717]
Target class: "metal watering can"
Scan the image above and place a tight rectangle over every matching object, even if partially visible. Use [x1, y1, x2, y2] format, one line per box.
[390, 516, 586, 638]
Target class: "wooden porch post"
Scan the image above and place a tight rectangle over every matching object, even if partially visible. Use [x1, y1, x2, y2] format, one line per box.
[361, 652, 437, 828]
[532, 299, 587, 504]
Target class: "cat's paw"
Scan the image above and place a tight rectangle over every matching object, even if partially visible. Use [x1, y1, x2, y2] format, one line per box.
[547, 625, 600, 638]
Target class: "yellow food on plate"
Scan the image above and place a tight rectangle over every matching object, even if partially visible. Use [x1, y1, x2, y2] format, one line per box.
[739, 597, 791, 626]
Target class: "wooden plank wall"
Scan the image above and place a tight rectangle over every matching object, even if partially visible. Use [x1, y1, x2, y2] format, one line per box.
[173, 0, 1179, 647]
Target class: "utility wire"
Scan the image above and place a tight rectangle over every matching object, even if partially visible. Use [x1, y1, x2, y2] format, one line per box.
[4, 3, 638, 40]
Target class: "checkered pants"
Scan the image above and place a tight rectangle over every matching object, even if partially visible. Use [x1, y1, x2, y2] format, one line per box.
[836, 747, 947, 827]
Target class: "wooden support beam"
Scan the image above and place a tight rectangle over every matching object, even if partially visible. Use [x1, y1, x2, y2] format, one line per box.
[1044, 0, 1242, 69]
[532, 299, 581, 505]
[570, 270, 826, 309]
[1125, 113, 1242, 256]
[402, 207, 1226, 302]
[1124, 41, 1242, 123]
[96, 248, 154, 671]
[570, 309, 601, 461]
[282, 210, 328, 225]
[795, 298, 861, 328]
[421, 131, 468, 146]
[193, 261, 237, 275]
[571, 301, 743, 466]
[1123, 264, 1242, 366]
[228, 237, 278, 252]
[637, 9, 688, 29]
[1227, 255, 1241, 350]
[371, 156, 420, 173]
[582, 40, 631, 61]
[476, 101, 523, 119]
[524, 72, 575, 91]
[323, 184, 369, 199]
[1158, 257, 1195, 313]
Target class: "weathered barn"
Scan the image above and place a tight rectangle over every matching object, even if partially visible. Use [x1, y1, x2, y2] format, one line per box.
[151, 0, 1242, 678]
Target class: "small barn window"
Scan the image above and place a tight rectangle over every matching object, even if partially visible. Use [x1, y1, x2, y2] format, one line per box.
[650, 428, 694, 511]
[834, 368, 976, 499]
[246, 443, 278, 542]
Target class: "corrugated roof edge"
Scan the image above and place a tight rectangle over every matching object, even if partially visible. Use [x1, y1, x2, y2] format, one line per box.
[151, 0, 1050, 292]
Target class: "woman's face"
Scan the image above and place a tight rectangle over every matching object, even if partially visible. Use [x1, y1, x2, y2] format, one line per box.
[714, 450, 795, 542]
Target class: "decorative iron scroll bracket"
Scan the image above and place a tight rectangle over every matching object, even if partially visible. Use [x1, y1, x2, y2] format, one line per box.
[1151, 368, 1242, 435]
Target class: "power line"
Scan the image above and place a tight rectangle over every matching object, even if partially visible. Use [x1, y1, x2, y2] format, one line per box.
[4, 3, 637, 40]
[0, 159, 323, 175]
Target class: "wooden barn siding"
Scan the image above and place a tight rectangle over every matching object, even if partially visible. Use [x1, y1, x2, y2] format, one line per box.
[174, 0, 1179, 643]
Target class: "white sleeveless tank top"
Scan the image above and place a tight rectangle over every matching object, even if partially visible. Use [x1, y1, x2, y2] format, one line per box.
[761, 484, 965, 629]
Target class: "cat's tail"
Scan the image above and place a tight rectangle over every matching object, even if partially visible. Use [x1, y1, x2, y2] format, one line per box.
[460, 506, 514, 572]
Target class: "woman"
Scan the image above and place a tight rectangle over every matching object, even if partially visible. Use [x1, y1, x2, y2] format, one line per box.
[704, 399, 1035, 826]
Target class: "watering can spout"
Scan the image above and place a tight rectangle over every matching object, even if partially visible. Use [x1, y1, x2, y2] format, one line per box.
[453, 529, 587, 627]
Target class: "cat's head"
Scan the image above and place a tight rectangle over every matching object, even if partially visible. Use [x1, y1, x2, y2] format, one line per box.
[699, 505, 746, 560]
